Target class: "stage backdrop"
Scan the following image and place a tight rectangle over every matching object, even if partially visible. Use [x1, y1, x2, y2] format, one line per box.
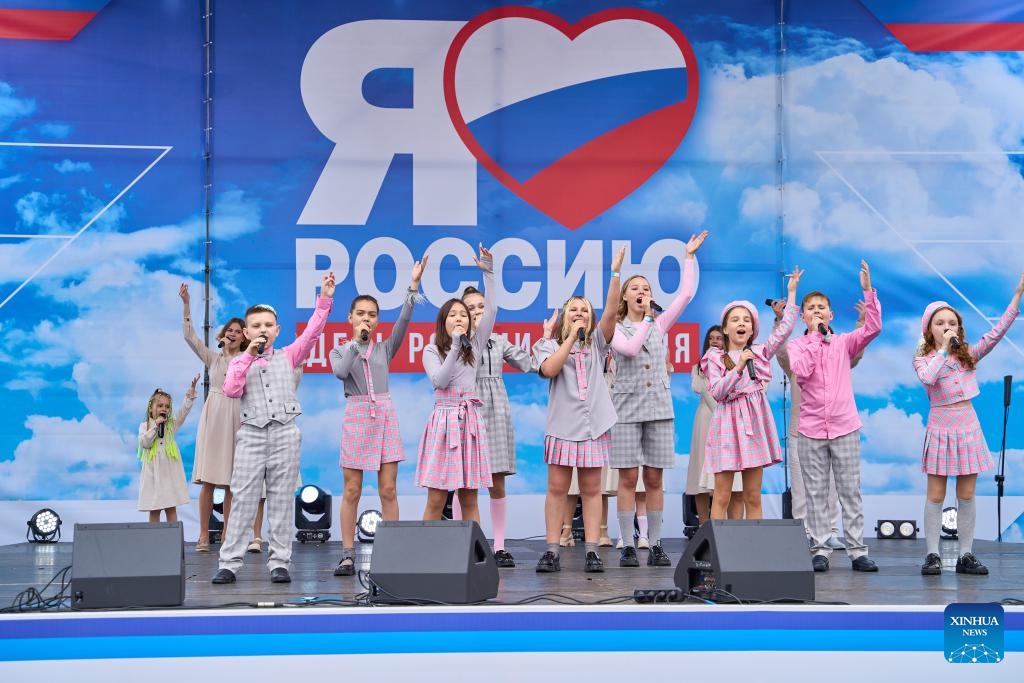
[2, 0, 1023, 544]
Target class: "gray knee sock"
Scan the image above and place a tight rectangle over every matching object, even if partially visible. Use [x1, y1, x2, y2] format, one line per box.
[957, 497, 976, 555]
[546, 542, 560, 558]
[648, 510, 664, 547]
[617, 511, 635, 547]
[924, 502, 942, 555]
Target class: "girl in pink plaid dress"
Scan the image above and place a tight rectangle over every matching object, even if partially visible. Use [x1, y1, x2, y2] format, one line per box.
[417, 245, 495, 524]
[531, 247, 626, 574]
[914, 272, 1023, 577]
[702, 267, 803, 520]
[328, 257, 428, 576]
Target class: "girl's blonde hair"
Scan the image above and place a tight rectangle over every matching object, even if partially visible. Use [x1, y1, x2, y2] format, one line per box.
[616, 275, 650, 321]
[138, 389, 180, 462]
[556, 296, 596, 346]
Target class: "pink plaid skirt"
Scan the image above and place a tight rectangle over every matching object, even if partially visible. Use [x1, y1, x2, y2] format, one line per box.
[340, 393, 404, 471]
[703, 391, 782, 473]
[415, 388, 492, 490]
[544, 431, 610, 468]
[922, 404, 994, 476]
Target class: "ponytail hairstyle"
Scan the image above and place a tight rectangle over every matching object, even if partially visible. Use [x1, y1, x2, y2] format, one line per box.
[434, 299, 475, 366]
[138, 388, 181, 462]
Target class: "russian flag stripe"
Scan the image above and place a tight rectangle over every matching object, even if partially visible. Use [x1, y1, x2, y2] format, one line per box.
[0, 8, 97, 40]
[886, 22, 1024, 52]
[860, 0, 1024, 25]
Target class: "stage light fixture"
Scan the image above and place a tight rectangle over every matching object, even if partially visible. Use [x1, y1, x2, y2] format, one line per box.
[27, 508, 62, 543]
[357, 509, 383, 543]
[875, 519, 918, 539]
[295, 484, 332, 543]
[209, 487, 226, 544]
[941, 506, 958, 539]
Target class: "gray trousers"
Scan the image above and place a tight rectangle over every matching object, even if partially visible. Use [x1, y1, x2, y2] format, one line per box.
[219, 421, 301, 573]
[789, 432, 841, 535]
[796, 430, 868, 559]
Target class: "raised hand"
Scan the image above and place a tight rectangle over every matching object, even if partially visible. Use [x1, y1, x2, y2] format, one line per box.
[542, 309, 558, 339]
[771, 299, 786, 321]
[859, 260, 872, 291]
[321, 271, 336, 298]
[474, 244, 493, 270]
[611, 246, 626, 274]
[685, 230, 709, 257]
[786, 265, 804, 295]
[1015, 272, 1024, 295]
[179, 283, 190, 304]
[411, 254, 429, 287]
[187, 374, 200, 399]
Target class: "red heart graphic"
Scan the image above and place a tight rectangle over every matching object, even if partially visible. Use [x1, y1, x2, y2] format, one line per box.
[444, 7, 700, 229]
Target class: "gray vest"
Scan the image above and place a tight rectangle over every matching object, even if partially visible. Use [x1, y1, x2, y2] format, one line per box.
[239, 352, 301, 427]
[610, 319, 673, 423]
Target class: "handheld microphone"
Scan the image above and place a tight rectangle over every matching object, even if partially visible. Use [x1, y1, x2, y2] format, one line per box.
[744, 345, 756, 381]
[256, 336, 267, 355]
[817, 323, 829, 336]
[577, 328, 586, 343]
[1005, 375, 1013, 408]
[459, 334, 473, 351]
[949, 336, 961, 350]
[360, 329, 369, 343]
[157, 415, 167, 439]
[764, 298, 782, 307]
[217, 340, 225, 349]
[649, 300, 664, 314]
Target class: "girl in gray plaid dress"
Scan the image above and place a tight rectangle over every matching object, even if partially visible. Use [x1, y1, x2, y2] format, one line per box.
[462, 286, 538, 568]
[609, 230, 706, 568]
[914, 273, 1023, 577]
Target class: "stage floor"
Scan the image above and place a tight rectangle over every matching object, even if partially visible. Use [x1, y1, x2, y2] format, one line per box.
[2, 535, 1023, 609]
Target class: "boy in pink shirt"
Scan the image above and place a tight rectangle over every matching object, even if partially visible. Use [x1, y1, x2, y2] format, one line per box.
[786, 260, 881, 573]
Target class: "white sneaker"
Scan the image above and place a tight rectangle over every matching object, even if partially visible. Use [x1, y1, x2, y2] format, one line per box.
[637, 536, 650, 549]
[615, 537, 624, 549]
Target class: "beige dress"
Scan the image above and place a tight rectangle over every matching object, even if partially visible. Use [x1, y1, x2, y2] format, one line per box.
[138, 396, 194, 511]
[184, 320, 241, 486]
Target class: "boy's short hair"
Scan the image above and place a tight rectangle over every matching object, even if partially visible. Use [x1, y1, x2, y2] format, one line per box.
[245, 303, 278, 322]
[801, 291, 831, 310]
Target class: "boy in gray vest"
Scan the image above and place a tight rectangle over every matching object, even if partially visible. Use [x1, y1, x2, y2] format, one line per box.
[212, 272, 335, 584]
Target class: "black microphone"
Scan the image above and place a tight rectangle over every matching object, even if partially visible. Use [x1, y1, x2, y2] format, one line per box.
[577, 328, 586, 343]
[217, 340, 225, 349]
[1005, 375, 1013, 408]
[649, 300, 664, 314]
[157, 415, 167, 439]
[949, 336, 961, 350]
[744, 344, 756, 381]
[360, 329, 369, 343]
[764, 298, 782, 307]
[460, 334, 473, 351]
[817, 323, 829, 336]
[256, 336, 267, 355]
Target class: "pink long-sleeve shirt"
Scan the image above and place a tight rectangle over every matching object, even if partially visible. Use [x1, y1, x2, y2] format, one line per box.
[223, 296, 333, 398]
[786, 289, 881, 439]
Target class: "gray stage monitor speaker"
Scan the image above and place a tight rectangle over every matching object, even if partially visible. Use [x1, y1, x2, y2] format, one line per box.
[368, 520, 498, 604]
[71, 522, 185, 609]
[674, 519, 814, 602]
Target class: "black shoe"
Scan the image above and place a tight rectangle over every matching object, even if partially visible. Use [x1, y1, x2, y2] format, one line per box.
[812, 555, 829, 573]
[211, 568, 236, 584]
[647, 544, 672, 567]
[333, 556, 355, 576]
[270, 567, 292, 584]
[494, 549, 516, 568]
[536, 551, 561, 573]
[920, 553, 942, 575]
[956, 552, 988, 575]
[619, 545, 639, 567]
[584, 551, 604, 573]
[851, 556, 878, 572]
